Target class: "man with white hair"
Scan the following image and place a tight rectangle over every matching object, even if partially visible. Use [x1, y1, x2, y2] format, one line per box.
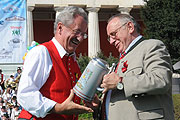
[17, 6, 97, 120]
[100, 13, 174, 120]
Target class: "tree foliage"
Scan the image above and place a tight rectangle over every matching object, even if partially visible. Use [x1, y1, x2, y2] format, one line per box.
[77, 52, 118, 73]
[140, 0, 180, 64]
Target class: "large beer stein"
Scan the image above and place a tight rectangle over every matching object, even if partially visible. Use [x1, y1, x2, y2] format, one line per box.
[73, 58, 110, 101]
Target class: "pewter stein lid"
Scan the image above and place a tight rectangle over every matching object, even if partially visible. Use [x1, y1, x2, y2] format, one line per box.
[92, 58, 109, 70]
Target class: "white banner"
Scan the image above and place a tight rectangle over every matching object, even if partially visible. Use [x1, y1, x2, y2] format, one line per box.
[0, 0, 27, 63]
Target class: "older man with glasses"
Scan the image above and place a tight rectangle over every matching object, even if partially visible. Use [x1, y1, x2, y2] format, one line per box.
[100, 13, 174, 120]
[17, 6, 98, 120]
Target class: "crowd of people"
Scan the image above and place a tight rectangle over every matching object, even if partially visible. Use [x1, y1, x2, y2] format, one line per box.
[0, 67, 22, 120]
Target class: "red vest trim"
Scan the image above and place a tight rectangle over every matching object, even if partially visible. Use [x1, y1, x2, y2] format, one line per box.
[19, 40, 81, 120]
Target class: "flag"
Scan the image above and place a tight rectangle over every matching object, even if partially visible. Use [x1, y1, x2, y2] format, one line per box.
[0, 0, 27, 63]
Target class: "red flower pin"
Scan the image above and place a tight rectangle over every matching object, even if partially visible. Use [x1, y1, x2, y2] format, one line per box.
[122, 61, 128, 73]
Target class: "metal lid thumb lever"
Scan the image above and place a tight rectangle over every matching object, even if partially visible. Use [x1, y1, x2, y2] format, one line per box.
[96, 63, 116, 92]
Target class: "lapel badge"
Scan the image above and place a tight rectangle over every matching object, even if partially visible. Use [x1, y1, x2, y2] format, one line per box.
[122, 60, 128, 73]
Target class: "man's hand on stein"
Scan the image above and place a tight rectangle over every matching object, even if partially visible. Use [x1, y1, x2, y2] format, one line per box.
[100, 72, 122, 93]
[84, 94, 100, 110]
[51, 89, 94, 115]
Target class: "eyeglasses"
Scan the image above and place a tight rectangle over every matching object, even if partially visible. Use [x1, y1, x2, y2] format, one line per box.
[107, 22, 127, 42]
[65, 25, 88, 39]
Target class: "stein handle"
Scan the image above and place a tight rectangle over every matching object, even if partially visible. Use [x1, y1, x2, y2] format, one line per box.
[96, 63, 116, 92]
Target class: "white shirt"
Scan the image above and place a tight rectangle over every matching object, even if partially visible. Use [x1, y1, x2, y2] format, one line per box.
[17, 37, 72, 118]
[105, 35, 142, 119]
[11, 108, 21, 120]
[9, 78, 14, 83]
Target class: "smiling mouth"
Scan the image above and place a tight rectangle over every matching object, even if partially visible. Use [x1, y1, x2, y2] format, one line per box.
[71, 37, 80, 45]
[115, 42, 119, 48]
[114, 40, 121, 48]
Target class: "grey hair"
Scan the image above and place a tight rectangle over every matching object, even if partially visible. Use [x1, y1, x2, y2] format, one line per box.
[108, 13, 141, 33]
[54, 6, 88, 34]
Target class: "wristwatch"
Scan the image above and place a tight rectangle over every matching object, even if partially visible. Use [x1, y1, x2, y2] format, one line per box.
[117, 82, 124, 90]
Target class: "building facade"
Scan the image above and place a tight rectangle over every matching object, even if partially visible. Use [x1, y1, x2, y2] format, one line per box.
[28, 0, 145, 57]
[1, 0, 145, 77]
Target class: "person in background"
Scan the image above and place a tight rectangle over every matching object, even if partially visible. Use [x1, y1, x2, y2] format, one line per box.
[4, 75, 14, 90]
[7, 75, 14, 83]
[11, 105, 21, 120]
[0, 69, 5, 94]
[100, 13, 174, 120]
[13, 67, 22, 92]
[0, 106, 9, 119]
[1, 113, 10, 120]
[0, 84, 3, 95]
[0, 98, 4, 109]
[17, 6, 98, 120]
[2, 86, 12, 104]
[10, 96, 18, 107]
[14, 67, 21, 80]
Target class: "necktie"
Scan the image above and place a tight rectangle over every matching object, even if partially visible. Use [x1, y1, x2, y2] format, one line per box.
[120, 51, 126, 60]
[115, 52, 126, 73]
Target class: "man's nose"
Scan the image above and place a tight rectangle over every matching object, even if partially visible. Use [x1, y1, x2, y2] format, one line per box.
[109, 38, 116, 45]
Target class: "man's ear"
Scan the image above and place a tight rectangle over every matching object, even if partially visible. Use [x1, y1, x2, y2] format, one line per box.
[127, 21, 135, 33]
[57, 22, 63, 34]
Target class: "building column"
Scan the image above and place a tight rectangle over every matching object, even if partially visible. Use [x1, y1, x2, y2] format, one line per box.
[117, 7, 132, 14]
[27, 6, 34, 46]
[86, 7, 100, 58]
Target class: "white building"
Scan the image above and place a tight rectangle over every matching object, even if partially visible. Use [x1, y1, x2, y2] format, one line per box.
[0, 0, 145, 77]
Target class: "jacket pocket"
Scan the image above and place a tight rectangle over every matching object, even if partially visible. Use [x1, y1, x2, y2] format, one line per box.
[125, 67, 143, 77]
[137, 108, 164, 120]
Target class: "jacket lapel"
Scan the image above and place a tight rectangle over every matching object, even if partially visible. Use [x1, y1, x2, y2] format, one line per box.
[126, 37, 145, 55]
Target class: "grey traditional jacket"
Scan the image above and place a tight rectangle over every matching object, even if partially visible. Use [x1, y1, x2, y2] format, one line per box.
[108, 38, 174, 120]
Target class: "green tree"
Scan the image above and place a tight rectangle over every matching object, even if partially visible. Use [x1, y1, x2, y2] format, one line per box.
[140, 0, 180, 64]
[77, 52, 118, 72]
[77, 53, 91, 73]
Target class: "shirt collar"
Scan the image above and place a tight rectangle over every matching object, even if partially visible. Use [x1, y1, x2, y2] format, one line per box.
[52, 37, 75, 58]
[125, 35, 142, 53]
